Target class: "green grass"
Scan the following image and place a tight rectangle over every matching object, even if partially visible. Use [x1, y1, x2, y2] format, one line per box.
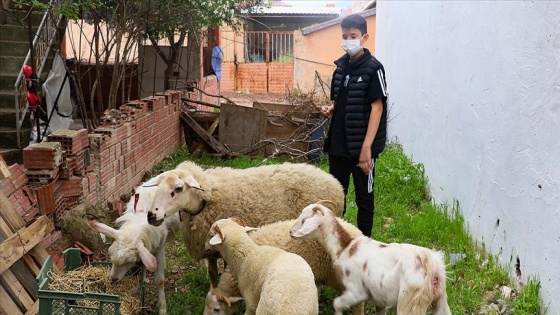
[141, 144, 543, 315]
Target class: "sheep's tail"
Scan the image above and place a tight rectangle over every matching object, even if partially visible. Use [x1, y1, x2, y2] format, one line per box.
[400, 252, 440, 315]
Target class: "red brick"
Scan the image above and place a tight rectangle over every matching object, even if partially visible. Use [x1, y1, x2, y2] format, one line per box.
[47, 129, 89, 154]
[23, 142, 62, 170]
[59, 176, 83, 197]
[29, 178, 58, 215]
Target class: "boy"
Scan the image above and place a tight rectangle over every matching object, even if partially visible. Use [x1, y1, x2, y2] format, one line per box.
[321, 14, 387, 237]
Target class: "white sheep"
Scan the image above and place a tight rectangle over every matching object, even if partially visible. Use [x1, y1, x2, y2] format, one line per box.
[90, 176, 180, 315]
[203, 267, 244, 315]
[204, 217, 365, 315]
[206, 217, 319, 315]
[290, 203, 452, 315]
[144, 161, 345, 285]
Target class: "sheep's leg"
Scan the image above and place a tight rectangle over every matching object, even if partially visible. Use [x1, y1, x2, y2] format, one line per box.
[431, 291, 451, 315]
[333, 291, 365, 315]
[374, 305, 387, 315]
[155, 244, 167, 315]
[206, 253, 220, 288]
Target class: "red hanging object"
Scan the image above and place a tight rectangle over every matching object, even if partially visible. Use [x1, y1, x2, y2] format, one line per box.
[26, 91, 40, 113]
[22, 65, 33, 78]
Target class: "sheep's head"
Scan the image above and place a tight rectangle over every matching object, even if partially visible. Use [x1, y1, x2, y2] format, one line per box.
[289, 203, 330, 240]
[146, 169, 204, 226]
[203, 286, 243, 315]
[89, 221, 157, 281]
[206, 217, 256, 249]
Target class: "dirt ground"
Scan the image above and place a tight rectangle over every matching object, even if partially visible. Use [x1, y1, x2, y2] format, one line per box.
[220, 91, 290, 107]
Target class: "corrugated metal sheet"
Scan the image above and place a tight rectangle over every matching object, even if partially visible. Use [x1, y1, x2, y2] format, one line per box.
[251, 7, 341, 15]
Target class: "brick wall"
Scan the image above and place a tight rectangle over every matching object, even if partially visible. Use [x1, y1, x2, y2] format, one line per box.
[88, 90, 185, 207]
[220, 62, 294, 94]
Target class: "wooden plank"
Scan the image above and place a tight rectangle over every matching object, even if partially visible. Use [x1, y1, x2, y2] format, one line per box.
[219, 103, 268, 153]
[0, 191, 55, 273]
[0, 269, 35, 312]
[207, 117, 220, 135]
[0, 284, 24, 315]
[180, 112, 230, 154]
[0, 156, 10, 179]
[0, 218, 40, 276]
[0, 216, 54, 274]
[0, 233, 38, 300]
[24, 300, 39, 315]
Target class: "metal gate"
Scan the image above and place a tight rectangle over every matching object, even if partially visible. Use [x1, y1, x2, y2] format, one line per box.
[221, 31, 294, 93]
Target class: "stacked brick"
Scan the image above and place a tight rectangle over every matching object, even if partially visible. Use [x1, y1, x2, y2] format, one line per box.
[0, 162, 38, 223]
[89, 90, 184, 213]
[19, 130, 89, 227]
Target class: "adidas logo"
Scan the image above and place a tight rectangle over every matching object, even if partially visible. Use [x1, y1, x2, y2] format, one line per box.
[357, 76, 363, 82]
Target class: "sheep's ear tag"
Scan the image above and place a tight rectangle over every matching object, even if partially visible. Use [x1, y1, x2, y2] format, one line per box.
[133, 193, 140, 213]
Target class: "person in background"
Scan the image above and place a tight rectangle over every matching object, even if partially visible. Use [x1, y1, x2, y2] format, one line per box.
[321, 13, 388, 237]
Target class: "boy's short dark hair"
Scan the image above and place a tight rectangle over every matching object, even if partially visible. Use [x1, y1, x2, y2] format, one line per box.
[341, 14, 368, 35]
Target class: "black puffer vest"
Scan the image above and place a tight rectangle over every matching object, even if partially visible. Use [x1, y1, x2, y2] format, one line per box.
[328, 49, 387, 159]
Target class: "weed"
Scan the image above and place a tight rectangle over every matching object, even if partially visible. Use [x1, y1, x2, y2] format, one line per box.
[140, 144, 542, 315]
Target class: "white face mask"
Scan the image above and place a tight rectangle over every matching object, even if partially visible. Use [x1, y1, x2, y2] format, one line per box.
[341, 37, 363, 56]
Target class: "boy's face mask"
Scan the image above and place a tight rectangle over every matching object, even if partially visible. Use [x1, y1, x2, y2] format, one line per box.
[341, 36, 363, 56]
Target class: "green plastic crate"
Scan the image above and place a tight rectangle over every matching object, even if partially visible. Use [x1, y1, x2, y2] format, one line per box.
[37, 248, 147, 315]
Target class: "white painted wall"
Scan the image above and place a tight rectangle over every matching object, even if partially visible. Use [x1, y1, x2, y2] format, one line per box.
[375, 1, 560, 312]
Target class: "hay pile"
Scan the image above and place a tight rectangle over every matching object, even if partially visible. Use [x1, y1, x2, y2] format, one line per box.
[47, 265, 142, 315]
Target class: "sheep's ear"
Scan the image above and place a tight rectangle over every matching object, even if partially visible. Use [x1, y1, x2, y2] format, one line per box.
[208, 233, 223, 245]
[228, 296, 244, 304]
[136, 241, 157, 272]
[243, 226, 258, 233]
[312, 205, 325, 215]
[141, 175, 160, 187]
[183, 175, 204, 191]
[89, 221, 120, 239]
[293, 215, 322, 237]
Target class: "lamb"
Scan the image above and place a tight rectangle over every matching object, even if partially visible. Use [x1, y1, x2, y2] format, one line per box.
[204, 217, 365, 315]
[203, 267, 244, 315]
[90, 176, 180, 315]
[144, 161, 345, 285]
[289, 203, 452, 315]
[206, 217, 319, 315]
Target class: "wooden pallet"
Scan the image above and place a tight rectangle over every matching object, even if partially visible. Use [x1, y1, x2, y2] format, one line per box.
[0, 191, 57, 315]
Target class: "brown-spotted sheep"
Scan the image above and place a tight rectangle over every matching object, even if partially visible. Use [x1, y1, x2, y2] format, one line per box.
[290, 203, 452, 315]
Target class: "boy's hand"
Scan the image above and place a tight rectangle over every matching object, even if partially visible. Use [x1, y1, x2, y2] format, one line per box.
[358, 147, 372, 174]
[320, 105, 334, 118]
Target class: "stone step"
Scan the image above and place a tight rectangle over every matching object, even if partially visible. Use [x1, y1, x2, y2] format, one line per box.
[0, 41, 30, 56]
[0, 74, 19, 91]
[0, 126, 31, 150]
[0, 107, 17, 127]
[0, 148, 22, 165]
[1, 9, 45, 26]
[0, 56, 27, 74]
[0, 91, 16, 109]
[0, 24, 37, 41]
